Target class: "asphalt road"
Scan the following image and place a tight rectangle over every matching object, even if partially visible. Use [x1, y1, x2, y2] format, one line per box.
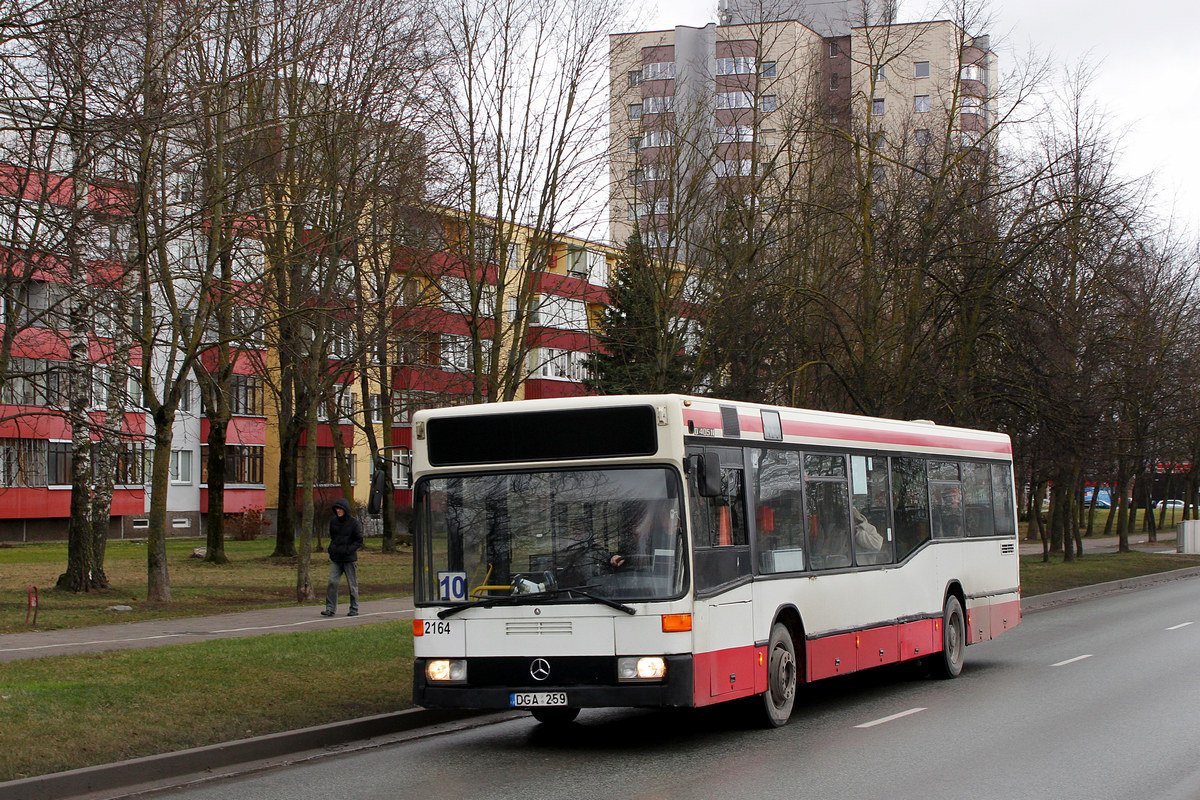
[150, 576, 1200, 800]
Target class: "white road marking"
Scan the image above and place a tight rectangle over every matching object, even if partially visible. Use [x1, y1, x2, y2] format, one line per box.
[1166, 622, 1194, 631]
[855, 707, 927, 729]
[213, 609, 411, 634]
[0, 633, 189, 653]
[1051, 654, 1093, 667]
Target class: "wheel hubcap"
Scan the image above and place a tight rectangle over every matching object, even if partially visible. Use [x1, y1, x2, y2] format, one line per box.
[771, 645, 796, 704]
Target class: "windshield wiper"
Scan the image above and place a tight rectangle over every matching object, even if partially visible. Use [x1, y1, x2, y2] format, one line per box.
[436, 585, 636, 619]
[553, 585, 637, 615]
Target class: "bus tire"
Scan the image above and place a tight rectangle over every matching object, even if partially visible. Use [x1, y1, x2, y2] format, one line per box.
[933, 595, 965, 679]
[759, 622, 798, 727]
[531, 706, 580, 725]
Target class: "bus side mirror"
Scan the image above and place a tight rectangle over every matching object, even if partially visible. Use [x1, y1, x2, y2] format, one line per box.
[690, 454, 722, 498]
[367, 468, 387, 515]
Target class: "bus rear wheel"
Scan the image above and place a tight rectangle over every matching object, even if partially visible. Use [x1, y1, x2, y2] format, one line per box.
[932, 595, 965, 679]
[758, 622, 798, 727]
[531, 706, 580, 725]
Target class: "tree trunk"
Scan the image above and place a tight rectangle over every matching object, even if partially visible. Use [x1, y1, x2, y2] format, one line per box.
[296, 412, 319, 602]
[1085, 481, 1098, 538]
[89, 348, 128, 588]
[272, 424, 300, 558]
[146, 409, 174, 601]
[203, 415, 229, 564]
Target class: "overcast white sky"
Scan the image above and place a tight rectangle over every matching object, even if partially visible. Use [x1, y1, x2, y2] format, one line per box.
[646, 0, 1200, 233]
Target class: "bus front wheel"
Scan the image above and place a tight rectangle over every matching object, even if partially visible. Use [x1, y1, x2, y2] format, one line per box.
[932, 595, 965, 679]
[531, 706, 580, 725]
[758, 622, 798, 727]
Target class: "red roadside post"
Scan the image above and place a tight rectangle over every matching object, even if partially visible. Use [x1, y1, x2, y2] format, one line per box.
[26, 585, 38, 626]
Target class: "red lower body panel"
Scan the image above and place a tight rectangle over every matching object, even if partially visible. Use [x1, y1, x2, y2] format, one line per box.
[692, 596, 1020, 705]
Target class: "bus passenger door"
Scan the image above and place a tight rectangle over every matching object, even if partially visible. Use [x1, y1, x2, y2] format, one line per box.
[687, 446, 755, 701]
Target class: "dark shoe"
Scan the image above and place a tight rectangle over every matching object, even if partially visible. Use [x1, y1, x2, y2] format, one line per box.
[320, 610, 335, 617]
[347, 610, 359, 616]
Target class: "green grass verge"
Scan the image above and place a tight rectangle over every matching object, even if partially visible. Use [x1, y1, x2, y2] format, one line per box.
[0, 537, 413, 634]
[0, 622, 414, 782]
[1019, 550, 1200, 596]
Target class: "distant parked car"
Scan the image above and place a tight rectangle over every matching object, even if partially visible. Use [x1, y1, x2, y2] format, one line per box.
[1156, 499, 1186, 510]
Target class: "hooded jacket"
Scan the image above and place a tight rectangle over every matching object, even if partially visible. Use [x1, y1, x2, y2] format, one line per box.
[327, 498, 364, 563]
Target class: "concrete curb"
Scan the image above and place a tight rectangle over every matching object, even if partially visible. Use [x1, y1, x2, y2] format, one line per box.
[0, 708, 506, 800]
[1021, 565, 1200, 614]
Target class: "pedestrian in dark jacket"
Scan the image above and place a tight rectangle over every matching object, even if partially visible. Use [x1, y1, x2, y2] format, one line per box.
[321, 498, 364, 617]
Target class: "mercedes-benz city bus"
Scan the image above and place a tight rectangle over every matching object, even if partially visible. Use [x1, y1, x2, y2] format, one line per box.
[410, 395, 1020, 726]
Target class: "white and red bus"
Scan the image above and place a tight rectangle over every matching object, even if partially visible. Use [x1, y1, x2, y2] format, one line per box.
[410, 394, 1020, 726]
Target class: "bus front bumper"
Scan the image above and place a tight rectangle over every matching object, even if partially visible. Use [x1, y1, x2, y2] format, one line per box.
[413, 655, 694, 710]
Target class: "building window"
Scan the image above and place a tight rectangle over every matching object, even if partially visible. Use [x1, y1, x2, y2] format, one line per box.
[628, 103, 642, 120]
[871, 98, 885, 115]
[915, 128, 931, 146]
[829, 41, 840, 57]
[441, 334, 490, 372]
[761, 95, 778, 112]
[201, 444, 264, 485]
[114, 441, 146, 486]
[829, 73, 840, 90]
[531, 294, 589, 330]
[717, 56, 755, 76]
[228, 374, 265, 416]
[643, 95, 673, 114]
[715, 159, 753, 177]
[627, 136, 641, 154]
[179, 379, 193, 412]
[368, 393, 386, 424]
[717, 91, 753, 110]
[170, 449, 192, 484]
[960, 96, 983, 117]
[915, 61, 930, 79]
[642, 61, 676, 80]
[0, 438, 47, 487]
[914, 94, 930, 113]
[296, 446, 354, 487]
[1, 357, 46, 405]
[961, 63, 984, 83]
[761, 61, 776, 79]
[642, 130, 673, 148]
[529, 348, 589, 382]
[716, 125, 754, 143]
[47, 441, 71, 486]
[628, 69, 642, 87]
[871, 64, 885, 81]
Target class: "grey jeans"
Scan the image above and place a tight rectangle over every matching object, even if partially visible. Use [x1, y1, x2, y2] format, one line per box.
[325, 560, 359, 613]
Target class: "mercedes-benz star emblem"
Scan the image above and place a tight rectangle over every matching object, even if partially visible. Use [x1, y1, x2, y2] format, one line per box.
[530, 658, 551, 681]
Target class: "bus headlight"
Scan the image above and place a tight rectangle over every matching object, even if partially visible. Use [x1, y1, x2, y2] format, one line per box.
[618, 656, 666, 682]
[426, 659, 467, 684]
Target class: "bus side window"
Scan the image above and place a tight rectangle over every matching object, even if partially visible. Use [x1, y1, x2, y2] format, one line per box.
[991, 463, 1017, 536]
[892, 457, 930, 560]
[688, 450, 750, 592]
[962, 461, 995, 537]
[751, 448, 806, 573]
[850, 454, 893, 565]
[804, 454, 851, 570]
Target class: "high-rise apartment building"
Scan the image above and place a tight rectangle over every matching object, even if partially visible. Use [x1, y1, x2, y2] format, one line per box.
[609, 3, 995, 250]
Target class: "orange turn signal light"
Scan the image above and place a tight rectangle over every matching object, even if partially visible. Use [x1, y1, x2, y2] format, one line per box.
[662, 613, 692, 632]
[413, 620, 424, 637]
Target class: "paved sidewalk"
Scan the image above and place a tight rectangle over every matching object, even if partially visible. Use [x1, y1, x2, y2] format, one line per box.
[0, 597, 414, 663]
[1017, 532, 1182, 556]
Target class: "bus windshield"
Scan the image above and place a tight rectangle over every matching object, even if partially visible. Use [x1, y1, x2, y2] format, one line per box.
[414, 466, 687, 605]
